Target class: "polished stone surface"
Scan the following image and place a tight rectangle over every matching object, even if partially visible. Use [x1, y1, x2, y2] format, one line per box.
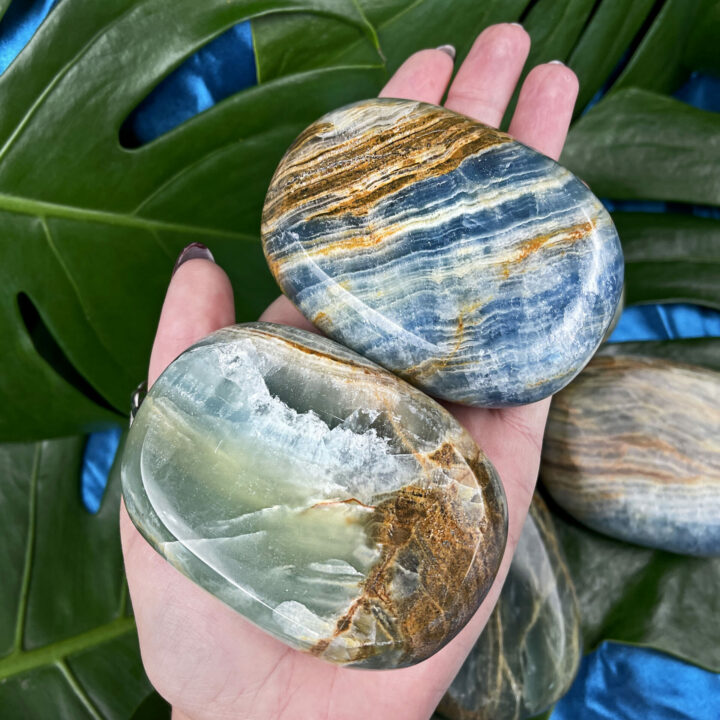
[542, 356, 720, 556]
[437, 495, 581, 720]
[262, 98, 624, 407]
[122, 322, 507, 668]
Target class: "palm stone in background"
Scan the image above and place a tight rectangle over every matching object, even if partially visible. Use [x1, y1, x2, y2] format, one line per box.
[437, 494, 581, 720]
[542, 355, 720, 556]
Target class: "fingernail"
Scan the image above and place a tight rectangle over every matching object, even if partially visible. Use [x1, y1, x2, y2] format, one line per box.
[510, 22, 524, 28]
[549, 59, 565, 65]
[172, 242, 215, 276]
[436, 44, 456, 60]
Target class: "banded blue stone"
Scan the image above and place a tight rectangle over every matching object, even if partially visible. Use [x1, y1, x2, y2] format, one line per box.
[542, 355, 720, 556]
[262, 98, 624, 407]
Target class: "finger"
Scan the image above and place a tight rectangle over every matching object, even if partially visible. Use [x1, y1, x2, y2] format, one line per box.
[148, 244, 235, 387]
[445, 23, 530, 126]
[380, 48, 454, 104]
[259, 295, 317, 332]
[508, 62, 579, 160]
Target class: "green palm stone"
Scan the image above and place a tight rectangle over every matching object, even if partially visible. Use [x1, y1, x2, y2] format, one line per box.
[121, 322, 507, 668]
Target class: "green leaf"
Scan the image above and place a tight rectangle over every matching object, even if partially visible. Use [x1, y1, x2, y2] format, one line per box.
[332, 0, 532, 76]
[0, 0, 385, 440]
[252, 12, 379, 82]
[254, 0, 532, 85]
[0, 436, 153, 718]
[567, 0, 656, 113]
[523, 0, 597, 65]
[598, 337, 720, 373]
[547, 497, 720, 673]
[612, 212, 720, 309]
[613, 0, 704, 95]
[684, 0, 720, 76]
[130, 692, 171, 720]
[562, 88, 720, 205]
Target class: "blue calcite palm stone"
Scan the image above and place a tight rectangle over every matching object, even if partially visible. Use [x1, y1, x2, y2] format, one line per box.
[438, 495, 581, 720]
[121, 322, 507, 668]
[262, 98, 624, 407]
[542, 356, 720, 556]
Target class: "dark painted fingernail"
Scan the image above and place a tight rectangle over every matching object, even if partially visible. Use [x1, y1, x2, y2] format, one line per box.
[172, 242, 215, 276]
[436, 44, 456, 60]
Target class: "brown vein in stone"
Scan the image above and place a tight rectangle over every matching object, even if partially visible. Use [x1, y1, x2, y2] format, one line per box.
[252, 327, 376, 374]
[499, 219, 596, 280]
[310, 480, 505, 666]
[262, 105, 510, 233]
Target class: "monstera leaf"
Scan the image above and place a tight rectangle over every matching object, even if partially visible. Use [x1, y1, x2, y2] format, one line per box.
[0, 437, 158, 718]
[562, 89, 720, 206]
[2, 0, 720, 713]
[2, 0, 719, 440]
[548, 495, 720, 673]
[0, 0, 387, 440]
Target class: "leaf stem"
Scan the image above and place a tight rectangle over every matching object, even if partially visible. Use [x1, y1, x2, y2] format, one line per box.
[0, 616, 136, 681]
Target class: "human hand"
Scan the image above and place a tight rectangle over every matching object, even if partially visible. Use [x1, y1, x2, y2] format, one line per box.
[120, 23, 578, 720]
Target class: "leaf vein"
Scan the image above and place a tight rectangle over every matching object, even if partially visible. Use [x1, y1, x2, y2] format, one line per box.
[57, 659, 104, 720]
[0, 617, 136, 681]
[40, 216, 130, 387]
[13, 443, 42, 652]
[132, 137, 247, 217]
[0, 192, 257, 242]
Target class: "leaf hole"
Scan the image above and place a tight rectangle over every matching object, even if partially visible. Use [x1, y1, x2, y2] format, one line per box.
[0, 0, 58, 75]
[81, 427, 122, 514]
[518, 0, 543, 25]
[118, 20, 256, 149]
[17, 292, 118, 414]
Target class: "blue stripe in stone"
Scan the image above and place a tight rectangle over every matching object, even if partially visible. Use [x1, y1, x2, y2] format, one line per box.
[266, 101, 623, 405]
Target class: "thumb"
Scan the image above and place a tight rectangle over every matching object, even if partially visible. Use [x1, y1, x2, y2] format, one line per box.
[121, 242, 237, 704]
[148, 243, 235, 387]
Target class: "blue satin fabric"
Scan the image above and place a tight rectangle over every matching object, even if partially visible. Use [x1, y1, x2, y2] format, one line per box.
[552, 643, 720, 720]
[121, 21, 255, 147]
[0, 0, 57, 74]
[80, 426, 123, 513]
[1, 3, 719, 717]
[610, 302, 720, 342]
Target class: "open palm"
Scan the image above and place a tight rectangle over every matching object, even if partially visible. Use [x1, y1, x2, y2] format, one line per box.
[120, 23, 579, 720]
